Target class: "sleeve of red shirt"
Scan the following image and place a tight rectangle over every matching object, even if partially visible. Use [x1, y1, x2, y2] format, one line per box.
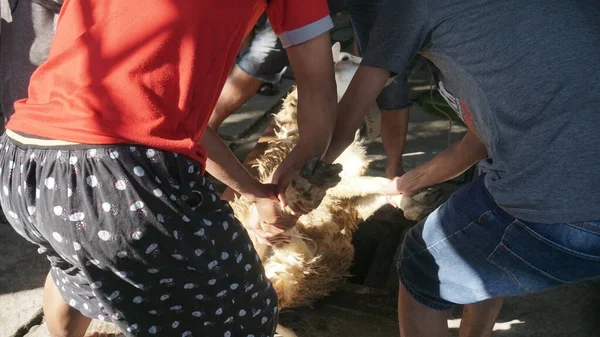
[266, 0, 333, 48]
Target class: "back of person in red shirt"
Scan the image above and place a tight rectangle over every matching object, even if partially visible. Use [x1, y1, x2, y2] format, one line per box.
[0, 1, 337, 336]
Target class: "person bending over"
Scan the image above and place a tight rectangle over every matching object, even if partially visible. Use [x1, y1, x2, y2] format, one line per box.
[321, 0, 600, 336]
[0, 1, 337, 336]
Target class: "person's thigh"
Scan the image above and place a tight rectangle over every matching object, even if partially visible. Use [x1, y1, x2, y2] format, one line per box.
[397, 174, 600, 310]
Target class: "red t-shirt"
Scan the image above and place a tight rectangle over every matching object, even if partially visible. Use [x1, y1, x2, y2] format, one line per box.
[8, 0, 332, 167]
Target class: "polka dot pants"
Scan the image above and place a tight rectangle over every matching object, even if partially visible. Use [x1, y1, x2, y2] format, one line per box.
[0, 134, 278, 337]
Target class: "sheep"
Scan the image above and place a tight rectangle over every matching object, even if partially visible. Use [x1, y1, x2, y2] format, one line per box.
[230, 43, 442, 310]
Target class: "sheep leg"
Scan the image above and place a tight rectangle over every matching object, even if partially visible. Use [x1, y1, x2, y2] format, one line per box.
[282, 156, 343, 215]
[326, 176, 393, 199]
[327, 176, 444, 221]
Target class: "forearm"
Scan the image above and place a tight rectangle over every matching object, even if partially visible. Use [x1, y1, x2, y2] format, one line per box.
[285, 32, 337, 164]
[200, 127, 267, 202]
[323, 65, 391, 164]
[270, 33, 337, 186]
[294, 85, 337, 159]
[400, 131, 488, 193]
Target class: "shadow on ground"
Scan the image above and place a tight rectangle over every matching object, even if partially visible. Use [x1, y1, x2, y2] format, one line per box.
[0, 216, 48, 296]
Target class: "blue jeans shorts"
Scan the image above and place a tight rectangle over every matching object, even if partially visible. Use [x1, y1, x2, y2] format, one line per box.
[397, 174, 600, 310]
[235, 18, 289, 84]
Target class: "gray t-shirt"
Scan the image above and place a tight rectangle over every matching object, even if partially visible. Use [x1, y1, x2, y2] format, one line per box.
[363, 0, 600, 223]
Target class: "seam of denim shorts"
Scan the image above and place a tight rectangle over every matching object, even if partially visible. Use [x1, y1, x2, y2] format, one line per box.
[565, 222, 600, 235]
[397, 267, 455, 311]
[401, 222, 471, 263]
[514, 220, 600, 261]
[377, 101, 413, 111]
[491, 221, 569, 284]
[486, 220, 539, 293]
[495, 242, 568, 284]
[487, 231, 532, 293]
[475, 208, 499, 224]
[401, 208, 493, 262]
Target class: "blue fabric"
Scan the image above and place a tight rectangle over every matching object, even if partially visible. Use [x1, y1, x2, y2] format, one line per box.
[337, 0, 411, 110]
[235, 19, 289, 84]
[398, 174, 600, 310]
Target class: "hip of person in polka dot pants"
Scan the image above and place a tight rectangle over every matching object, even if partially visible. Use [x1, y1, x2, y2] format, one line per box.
[0, 134, 279, 337]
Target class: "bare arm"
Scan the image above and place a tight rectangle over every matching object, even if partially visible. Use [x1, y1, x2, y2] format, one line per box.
[201, 127, 269, 202]
[383, 130, 488, 196]
[201, 127, 295, 228]
[323, 65, 392, 164]
[270, 32, 337, 191]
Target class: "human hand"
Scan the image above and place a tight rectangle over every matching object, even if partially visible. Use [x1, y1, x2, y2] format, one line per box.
[246, 202, 297, 246]
[269, 148, 304, 212]
[254, 193, 298, 231]
[244, 182, 299, 244]
[275, 156, 343, 216]
[382, 171, 418, 208]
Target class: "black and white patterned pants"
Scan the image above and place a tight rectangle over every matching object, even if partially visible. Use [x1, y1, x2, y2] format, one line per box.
[0, 134, 278, 337]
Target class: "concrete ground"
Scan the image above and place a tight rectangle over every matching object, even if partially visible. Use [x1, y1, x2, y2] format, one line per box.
[2, 14, 600, 337]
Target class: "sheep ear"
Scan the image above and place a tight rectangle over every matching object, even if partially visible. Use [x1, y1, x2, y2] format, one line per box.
[331, 42, 341, 62]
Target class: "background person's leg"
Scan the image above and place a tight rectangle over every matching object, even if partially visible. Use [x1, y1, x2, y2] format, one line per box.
[458, 298, 504, 337]
[381, 107, 409, 178]
[398, 282, 449, 337]
[43, 272, 91, 337]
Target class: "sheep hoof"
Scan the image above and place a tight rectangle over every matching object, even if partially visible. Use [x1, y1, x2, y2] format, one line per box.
[299, 156, 343, 188]
[400, 186, 444, 221]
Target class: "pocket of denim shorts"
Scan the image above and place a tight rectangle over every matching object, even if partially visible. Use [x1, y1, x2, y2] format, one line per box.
[488, 219, 600, 290]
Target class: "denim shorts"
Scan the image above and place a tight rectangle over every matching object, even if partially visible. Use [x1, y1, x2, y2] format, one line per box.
[397, 174, 600, 310]
[236, 18, 289, 84]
